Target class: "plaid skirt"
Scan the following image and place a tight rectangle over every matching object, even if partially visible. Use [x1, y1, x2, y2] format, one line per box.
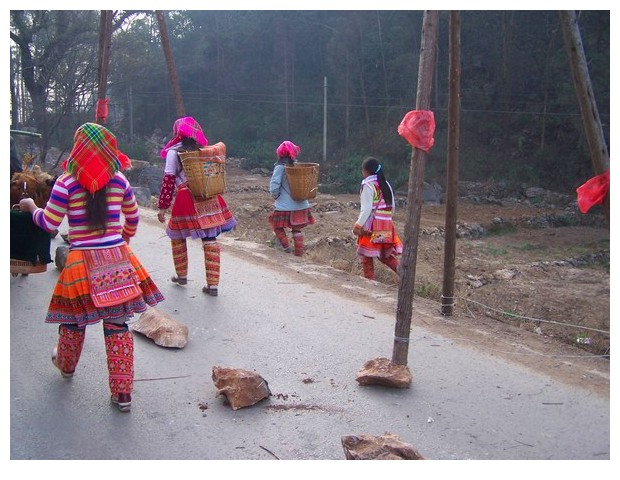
[167, 185, 237, 240]
[268, 208, 315, 229]
[45, 244, 165, 328]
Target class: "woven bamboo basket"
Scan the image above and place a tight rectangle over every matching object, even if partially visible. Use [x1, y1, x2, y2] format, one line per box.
[179, 142, 227, 198]
[285, 162, 319, 201]
[10, 258, 47, 275]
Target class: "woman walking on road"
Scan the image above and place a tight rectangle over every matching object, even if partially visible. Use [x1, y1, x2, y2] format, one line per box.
[268, 140, 315, 256]
[157, 116, 237, 296]
[352, 156, 402, 280]
[19, 122, 165, 413]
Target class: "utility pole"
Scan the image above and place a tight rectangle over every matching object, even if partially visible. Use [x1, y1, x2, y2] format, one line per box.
[323, 76, 327, 163]
[96, 10, 113, 125]
[558, 11, 609, 226]
[156, 10, 186, 118]
[392, 11, 439, 365]
[441, 11, 461, 316]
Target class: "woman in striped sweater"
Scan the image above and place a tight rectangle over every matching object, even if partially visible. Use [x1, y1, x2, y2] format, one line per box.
[19, 123, 164, 413]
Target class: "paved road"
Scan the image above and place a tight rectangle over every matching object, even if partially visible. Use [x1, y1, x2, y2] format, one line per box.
[9, 208, 611, 465]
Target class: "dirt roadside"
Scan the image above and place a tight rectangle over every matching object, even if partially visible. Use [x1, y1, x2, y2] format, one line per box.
[156, 160, 611, 398]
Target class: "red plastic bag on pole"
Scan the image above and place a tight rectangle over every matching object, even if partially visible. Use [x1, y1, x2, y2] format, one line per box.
[576, 169, 610, 214]
[96, 98, 110, 123]
[397, 110, 436, 152]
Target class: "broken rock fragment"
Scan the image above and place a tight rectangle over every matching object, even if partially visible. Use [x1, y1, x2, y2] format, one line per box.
[212, 366, 271, 410]
[130, 306, 188, 348]
[355, 357, 412, 388]
[341, 432, 425, 460]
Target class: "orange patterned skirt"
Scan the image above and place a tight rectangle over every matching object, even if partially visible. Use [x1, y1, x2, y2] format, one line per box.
[45, 244, 164, 328]
[356, 226, 403, 258]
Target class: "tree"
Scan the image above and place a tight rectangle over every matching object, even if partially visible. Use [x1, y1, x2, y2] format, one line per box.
[10, 11, 100, 156]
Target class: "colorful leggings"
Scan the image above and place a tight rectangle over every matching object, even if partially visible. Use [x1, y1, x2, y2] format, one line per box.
[203, 239, 220, 287]
[273, 228, 304, 256]
[55, 321, 134, 396]
[361, 255, 399, 280]
[171, 238, 221, 287]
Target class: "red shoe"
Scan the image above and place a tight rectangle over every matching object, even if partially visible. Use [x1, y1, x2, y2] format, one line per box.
[111, 393, 132, 412]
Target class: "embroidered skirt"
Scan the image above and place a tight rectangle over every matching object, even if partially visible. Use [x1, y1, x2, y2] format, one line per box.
[268, 208, 315, 229]
[45, 244, 165, 328]
[167, 185, 237, 240]
[356, 226, 403, 258]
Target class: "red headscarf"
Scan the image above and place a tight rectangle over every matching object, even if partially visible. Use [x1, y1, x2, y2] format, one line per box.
[62, 122, 130, 194]
[276, 140, 301, 160]
[160, 116, 208, 159]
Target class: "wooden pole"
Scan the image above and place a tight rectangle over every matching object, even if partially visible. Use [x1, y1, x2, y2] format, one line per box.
[558, 11, 609, 225]
[96, 10, 113, 124]
[156, 10, 186, 118]
[323, 76, 327, 163]
[392, 11, 438, 366]
[441, 12, 461, 316]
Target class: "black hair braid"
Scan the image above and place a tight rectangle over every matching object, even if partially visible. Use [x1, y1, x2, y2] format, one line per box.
[180, 137, 200, 152]
[362, 156, 393, 206]
[86, 187, 108, 232]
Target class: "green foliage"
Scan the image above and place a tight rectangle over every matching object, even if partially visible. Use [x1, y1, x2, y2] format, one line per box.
[10, 10, 609, 194]
[485, 246, 509, 256]
[486, 222, 517, 237]
[415, 281, 442, 301]
[513, 243, 539, 252]
[122, 140, 152, 163]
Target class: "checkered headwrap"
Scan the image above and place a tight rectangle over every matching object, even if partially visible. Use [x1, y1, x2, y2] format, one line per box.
[160, 117, 208, 159]
[63, 123, 130, 194]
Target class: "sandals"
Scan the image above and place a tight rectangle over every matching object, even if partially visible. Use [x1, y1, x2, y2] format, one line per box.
[171, 276, 187, 285]
[202, 286, 218, 297]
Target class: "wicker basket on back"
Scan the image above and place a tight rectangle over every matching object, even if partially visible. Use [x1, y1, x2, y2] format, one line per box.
[178, 142, 227, 198]
[285, 162, 319, 201]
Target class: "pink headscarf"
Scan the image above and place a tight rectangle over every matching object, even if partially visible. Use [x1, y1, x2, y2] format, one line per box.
[276, 140, 301, 160]
[160, 116, 208, 159]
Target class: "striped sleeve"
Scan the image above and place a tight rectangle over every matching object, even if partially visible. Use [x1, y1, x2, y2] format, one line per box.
[119, 173, 139, 238]
[32, 174, 70, 232]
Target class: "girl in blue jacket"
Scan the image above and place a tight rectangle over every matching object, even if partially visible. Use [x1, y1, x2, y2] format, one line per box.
[268, 141, 315, 256]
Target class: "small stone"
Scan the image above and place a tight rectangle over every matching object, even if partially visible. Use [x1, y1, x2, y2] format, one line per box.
[212, 366, 271, 410]
[341, 432, 425, 460]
